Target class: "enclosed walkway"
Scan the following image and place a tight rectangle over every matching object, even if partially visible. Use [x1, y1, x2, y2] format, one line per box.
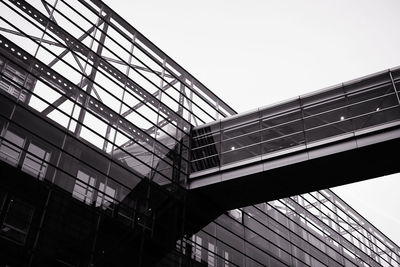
[189, 68, 400, 209]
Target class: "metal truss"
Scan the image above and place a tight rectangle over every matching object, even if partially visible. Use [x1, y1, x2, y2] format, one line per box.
[0, 0, 239, 183]
[0, 0, 236, 131]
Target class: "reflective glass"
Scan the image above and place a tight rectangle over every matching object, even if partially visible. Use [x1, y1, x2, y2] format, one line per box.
[21, 142, 51, 180]
[0, 129, 24, 166]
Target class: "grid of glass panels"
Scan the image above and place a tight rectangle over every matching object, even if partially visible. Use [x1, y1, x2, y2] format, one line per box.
[0, 0, 236, 187]
[0, 41, 184, 202]
[191, 70, 400, 172]
[0, 0, 235, 125]
[0, 0, 236, 237]
[176, 189, 400, 267]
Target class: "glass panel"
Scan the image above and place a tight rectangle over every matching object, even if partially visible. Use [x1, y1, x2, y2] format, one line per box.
[21, 142, 51, 180]
[14, 105, 66, 148]
[96, 180, 116, 209]
[72, 170, 96, 205]
[303, 96, 349, 129]
[221, 119, 261, 165]
[344, 72, 391, 95]
[0, 198, 34, 244]
[260, 99, 301, 119]
[245, 242, 269, 266]
[302, 86, 345, 107]
[0, 129, 24, 166]
[216, 224, 245, 266]
[222, 110, 259, 130]
[192, 133, 220, 151]
[79, 111, 108, 150]
[222, 121, 260, 152]
[113, 132, 153, 177]
[261, 110, 304, 154]
[109, 162, 141, 193]
[303, 96, 352, 143]
[244, 215, 269, 242]
[269, 256, 288, 267]
[0, 93, 15, 120]
[191, 124, 221, 172]
[347, 84, 400, 130]
[221, 143, 261, 165]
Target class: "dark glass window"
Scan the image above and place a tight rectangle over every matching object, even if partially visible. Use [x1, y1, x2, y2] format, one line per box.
[0, 198, 34, 244]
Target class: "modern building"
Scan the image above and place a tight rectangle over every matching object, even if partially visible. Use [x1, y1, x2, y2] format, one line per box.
[0, 0, 399, 266]
[168, 190, 400, 267]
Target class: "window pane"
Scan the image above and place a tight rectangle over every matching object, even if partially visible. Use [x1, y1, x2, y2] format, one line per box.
[72, 170, 96, 205]
[1, 198, 34, 244]
[0, 130, 24, 166]
[22, 143, 51, 180]
[96, 181, 116, 208]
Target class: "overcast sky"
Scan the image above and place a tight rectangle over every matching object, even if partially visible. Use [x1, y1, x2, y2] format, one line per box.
[103, 0, 400, 245]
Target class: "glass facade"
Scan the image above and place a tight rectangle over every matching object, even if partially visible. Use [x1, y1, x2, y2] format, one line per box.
[0, 0, 234, 264]
[170, 190, 400, 267]
[0, 0, 399, 266]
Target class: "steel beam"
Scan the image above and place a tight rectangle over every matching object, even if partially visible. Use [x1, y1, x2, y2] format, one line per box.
[102, 56, 175, 79]
[0, 27, 59, 46]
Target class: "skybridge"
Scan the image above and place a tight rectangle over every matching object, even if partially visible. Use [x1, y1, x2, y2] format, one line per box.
[189, 69, 400, 209]
[1, 0, 400, 265]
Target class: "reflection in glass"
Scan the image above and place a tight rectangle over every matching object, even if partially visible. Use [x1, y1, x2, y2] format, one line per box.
[22, 143, 51, 180]
[72, 170, 95, 205]
[0, 130, 24, 166]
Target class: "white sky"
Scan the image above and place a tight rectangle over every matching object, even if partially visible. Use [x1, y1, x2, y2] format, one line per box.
[104, 0, 400, 245]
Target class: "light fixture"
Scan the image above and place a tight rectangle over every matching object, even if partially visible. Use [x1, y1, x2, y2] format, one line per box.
[340, 116, 345, 121]
[231, 146, 235, 151]
[376, 107, 380, 111]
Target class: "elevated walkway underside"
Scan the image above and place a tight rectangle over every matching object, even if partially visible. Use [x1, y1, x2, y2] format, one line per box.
[188, 68, 400, 210]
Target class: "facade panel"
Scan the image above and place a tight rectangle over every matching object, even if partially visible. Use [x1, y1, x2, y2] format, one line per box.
[172, 191, 400, 267]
